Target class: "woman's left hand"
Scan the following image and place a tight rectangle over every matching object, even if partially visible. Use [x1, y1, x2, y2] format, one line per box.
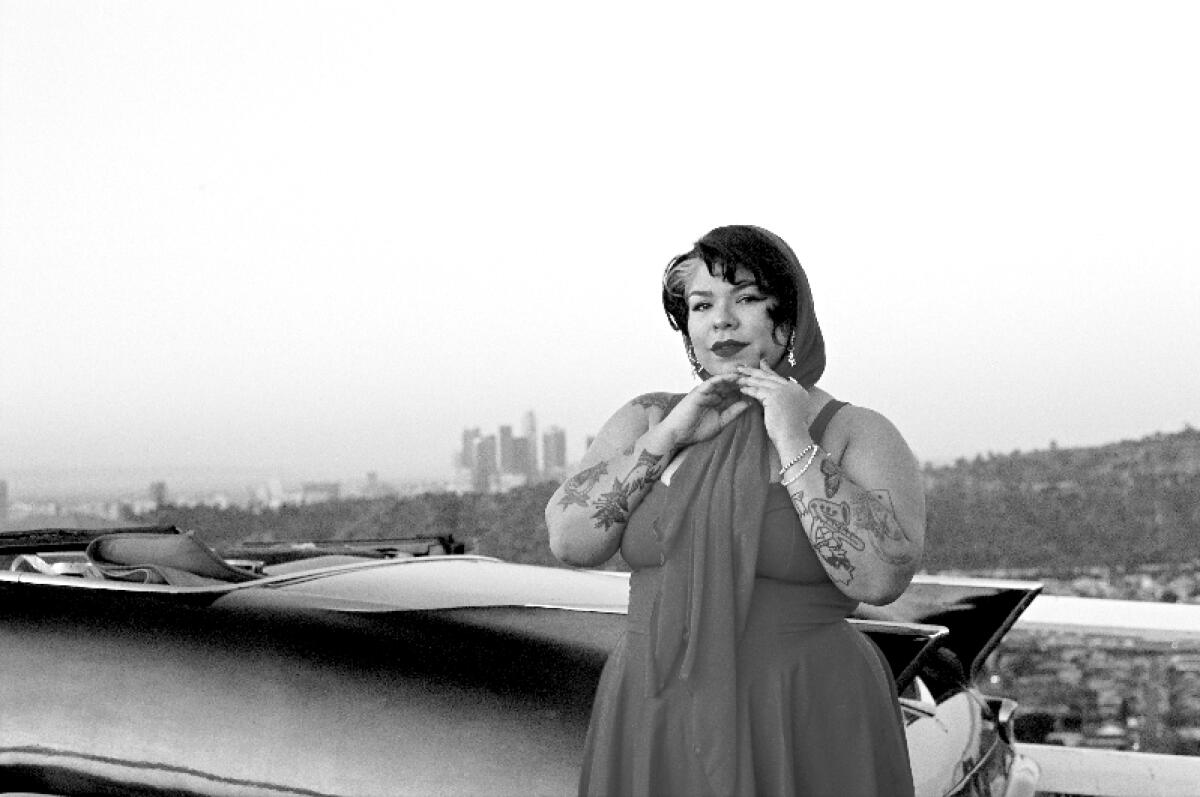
[735, 358, 818, 447]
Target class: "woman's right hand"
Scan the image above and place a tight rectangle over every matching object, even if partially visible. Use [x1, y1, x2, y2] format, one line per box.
[654, 373, 750, 451]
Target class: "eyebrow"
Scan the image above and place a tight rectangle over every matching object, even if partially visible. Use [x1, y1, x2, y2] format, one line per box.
[687, 280, 758, 299]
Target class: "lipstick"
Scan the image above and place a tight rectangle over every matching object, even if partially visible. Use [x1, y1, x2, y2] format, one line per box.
[710, 340, 749, 357]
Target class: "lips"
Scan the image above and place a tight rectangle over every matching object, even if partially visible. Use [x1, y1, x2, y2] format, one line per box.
[710, 340, 749, 357]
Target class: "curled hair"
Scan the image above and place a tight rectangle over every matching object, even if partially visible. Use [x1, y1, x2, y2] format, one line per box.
[661, 225, 825, 387]
[661, 227, 798, 338]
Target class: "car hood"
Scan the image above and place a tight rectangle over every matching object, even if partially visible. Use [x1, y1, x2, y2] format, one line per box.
[220, 555, 634, 613]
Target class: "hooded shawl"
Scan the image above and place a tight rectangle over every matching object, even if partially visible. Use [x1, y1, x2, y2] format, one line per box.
[646, 225, 826, 795]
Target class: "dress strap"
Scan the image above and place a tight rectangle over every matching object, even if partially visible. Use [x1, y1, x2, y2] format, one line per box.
[808, 399, 849, 447]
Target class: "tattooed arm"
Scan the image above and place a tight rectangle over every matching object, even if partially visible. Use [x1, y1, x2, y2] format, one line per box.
[547, 377, 750, 567]
[735, 361, 924, 604]
[546, 393, 682, 567]
[777, 409, 926, 605]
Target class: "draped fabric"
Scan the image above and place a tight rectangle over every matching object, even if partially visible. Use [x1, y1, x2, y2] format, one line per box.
[647, 407, 772, 795]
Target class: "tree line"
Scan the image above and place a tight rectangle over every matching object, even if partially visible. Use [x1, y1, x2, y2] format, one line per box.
[137, 428, 1200, 574]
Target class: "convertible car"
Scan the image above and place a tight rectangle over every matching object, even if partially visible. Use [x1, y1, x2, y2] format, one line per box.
[0, 525, 1041, 796]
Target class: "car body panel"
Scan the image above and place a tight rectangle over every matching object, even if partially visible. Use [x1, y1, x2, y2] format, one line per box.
[1, 528, 1041, 796]
[1, 587, 601, 796]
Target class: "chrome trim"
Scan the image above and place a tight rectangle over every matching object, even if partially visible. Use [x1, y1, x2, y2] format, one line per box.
[945, 733, 1007, 796]
[985, 696, 1020, 746]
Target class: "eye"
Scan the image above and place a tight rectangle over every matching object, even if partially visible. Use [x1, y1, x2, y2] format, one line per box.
[690, 301, 711, 312]
[738, 294, 766, 304]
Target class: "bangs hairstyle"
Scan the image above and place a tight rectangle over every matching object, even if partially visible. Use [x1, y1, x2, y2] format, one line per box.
[661, 227, 799, 338]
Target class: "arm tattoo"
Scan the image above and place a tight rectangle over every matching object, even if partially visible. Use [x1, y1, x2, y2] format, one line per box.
[630, 392, 684, 414]
[634, 449, 668, 484]
[788, 490, 809, 518]
[850, 489, 917, 566]
[557, 461, 608, 509]
[806, 497, 865, 586]
[820, 457, 842, 498]
[592, 476, 632, 531]
[589, 449, 667, 532]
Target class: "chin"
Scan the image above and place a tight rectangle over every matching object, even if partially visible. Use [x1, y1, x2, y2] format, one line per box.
[704, 352, 783, 376]
[701, 359, 742, 376]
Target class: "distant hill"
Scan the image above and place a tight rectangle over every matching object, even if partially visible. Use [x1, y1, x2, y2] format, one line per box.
[921, 426, 1200, 572]
[124, 427, 1200, 573]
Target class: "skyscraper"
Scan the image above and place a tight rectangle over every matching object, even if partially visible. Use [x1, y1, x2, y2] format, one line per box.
[0, 479, 8, 522]
[458, 427, 481, 470]
[474, 435, 499, 493]
[459, 413, 564, 492]
[522, 410, 539, 476]
[499, 425, 516, 474]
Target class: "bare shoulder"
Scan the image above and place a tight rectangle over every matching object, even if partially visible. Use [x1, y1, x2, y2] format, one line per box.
[841, 405, 905, 442]
[823, 403, 915, 467]
[827, 401, 926, 544]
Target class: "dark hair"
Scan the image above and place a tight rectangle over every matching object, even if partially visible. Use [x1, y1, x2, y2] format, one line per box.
[661, 226, 798, 341]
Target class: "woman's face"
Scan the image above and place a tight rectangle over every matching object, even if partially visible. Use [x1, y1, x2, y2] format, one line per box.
[683, 260, 789, 376]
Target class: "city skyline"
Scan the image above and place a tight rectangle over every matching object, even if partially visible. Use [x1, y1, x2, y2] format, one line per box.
[458, 410, 571, 493]
[0, 406, 581, 509]
[4, 415, 1193, 516]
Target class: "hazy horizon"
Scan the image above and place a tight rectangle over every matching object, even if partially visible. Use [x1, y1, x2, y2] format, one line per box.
[5, 420, 1192, 506]
[4, 3, 1198, 494]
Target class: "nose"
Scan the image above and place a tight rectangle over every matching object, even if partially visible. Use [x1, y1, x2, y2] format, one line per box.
[712, 300, 737, 330]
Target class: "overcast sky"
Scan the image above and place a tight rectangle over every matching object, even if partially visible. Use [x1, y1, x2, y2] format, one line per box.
[2, 1, 1198, 493]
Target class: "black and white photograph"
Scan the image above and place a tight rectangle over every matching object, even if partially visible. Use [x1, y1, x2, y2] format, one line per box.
[2, 2, 1199, 795]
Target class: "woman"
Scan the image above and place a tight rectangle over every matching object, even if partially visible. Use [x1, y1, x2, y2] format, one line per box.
[546, 225, 924, 797]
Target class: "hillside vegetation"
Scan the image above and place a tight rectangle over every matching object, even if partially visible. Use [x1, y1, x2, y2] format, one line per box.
[137, 427, 1200, 574]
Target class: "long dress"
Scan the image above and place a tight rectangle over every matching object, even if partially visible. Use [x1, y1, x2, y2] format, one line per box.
[577, 407, 914, 797]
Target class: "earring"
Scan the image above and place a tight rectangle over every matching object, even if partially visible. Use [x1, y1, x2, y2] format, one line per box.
[786, 330, 797, 367]
[685, 338, 703, 378]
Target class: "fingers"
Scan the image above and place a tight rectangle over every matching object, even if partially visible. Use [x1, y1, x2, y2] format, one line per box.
[736, 372, 789, 396]
[736, 359, 788, 381]
[736, 372, 783, 390]
[695, 372, 743, 400]
[737, 382, 770, 402]
[718, 399, 750, 426]
[737, 360, 809, 410]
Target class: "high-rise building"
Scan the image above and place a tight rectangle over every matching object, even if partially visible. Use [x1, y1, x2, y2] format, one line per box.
[458, 427, 481, 469]
[0, 479, 8, 522]
[459, 414, 566, 491]
[474, 435, 499, 493]
[522, 410, 539, 475]
[499, 425, 516, 474]
[543, 426, 568, 479]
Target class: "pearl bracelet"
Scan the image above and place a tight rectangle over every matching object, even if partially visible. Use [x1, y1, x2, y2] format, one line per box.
[781, 445, 822, 487]
[778, 444, 817, 477]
